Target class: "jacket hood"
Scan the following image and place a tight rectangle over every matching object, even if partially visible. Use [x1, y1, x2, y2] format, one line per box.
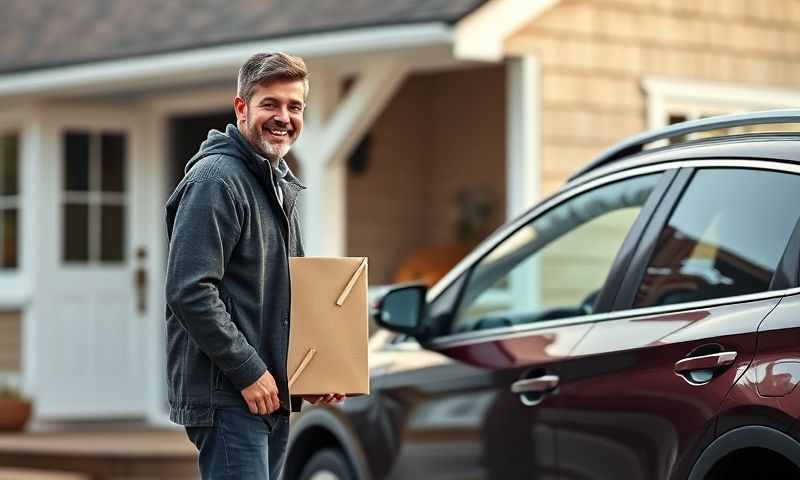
[185, 124, 305, 189]
[185, 124, 255, 174]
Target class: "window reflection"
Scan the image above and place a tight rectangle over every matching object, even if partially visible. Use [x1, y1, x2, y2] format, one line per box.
[635, 169, 800, 308]
[453, 174, 660, 334]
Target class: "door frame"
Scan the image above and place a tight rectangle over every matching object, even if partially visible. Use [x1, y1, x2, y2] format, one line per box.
[31, 103, 155, 418]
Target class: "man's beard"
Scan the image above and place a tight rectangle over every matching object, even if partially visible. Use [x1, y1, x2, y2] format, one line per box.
[245, 120, 292, 163]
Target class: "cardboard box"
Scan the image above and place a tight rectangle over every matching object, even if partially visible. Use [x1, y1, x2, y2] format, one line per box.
[287, 257, 370, 396]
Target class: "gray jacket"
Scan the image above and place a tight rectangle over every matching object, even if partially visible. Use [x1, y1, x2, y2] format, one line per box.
[165, 124, 305, 427]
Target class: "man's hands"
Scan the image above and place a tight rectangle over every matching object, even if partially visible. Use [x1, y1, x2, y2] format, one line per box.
[241, 371, 345, 414]
[302, 394, 346, 405]
[241, 371, 280, 415]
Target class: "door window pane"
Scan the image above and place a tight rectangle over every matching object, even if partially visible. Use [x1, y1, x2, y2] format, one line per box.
[64, 132, 90, 192]
[0, 134, 18, 196]
[62, 130, 128, 264]
[64, 203, 89, 262]
[452, 174, 661, 334]
[101, 133, 126, 192]
[1, 210, 17, 268]
[634, 169, 800, 308]
[100, 205, 125, 262]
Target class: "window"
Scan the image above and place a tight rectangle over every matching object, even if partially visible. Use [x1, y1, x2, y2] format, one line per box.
[643, 78, 800, 146]
[0, 133, 19, 269]
[451, 174, 662, 334]
[634, 169, 800, 308]
[62, 130, 127, 264]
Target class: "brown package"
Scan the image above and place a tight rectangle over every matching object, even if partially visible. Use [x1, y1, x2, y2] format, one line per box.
[287, 257, 370, 396]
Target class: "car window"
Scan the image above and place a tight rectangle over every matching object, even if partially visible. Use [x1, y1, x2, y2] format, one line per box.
[634, 168, 800, 308]
[450, 174, 662, 334]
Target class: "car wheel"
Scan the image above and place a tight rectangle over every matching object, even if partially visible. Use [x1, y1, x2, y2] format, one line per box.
[298, 447, 356, 480]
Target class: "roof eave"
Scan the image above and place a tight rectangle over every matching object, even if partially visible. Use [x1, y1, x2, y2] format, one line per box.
[0, 22, 454, 98]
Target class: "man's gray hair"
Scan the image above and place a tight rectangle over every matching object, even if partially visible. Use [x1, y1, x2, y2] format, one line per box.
[237, 52, 309, 104]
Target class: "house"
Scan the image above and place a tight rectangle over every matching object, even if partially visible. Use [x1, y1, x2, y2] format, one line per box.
[0, 0, 798, 425]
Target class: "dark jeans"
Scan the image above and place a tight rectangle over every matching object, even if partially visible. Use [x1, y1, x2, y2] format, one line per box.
[186, 407, 290, 479]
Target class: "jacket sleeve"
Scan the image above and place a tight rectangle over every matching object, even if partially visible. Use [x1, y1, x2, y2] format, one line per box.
[165, 178, 267, 391]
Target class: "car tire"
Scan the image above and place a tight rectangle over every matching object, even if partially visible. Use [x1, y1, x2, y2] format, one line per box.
[298, 447, 356, 480]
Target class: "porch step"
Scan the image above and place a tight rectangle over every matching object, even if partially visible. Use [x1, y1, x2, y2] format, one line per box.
[0, 430, 197, 480]
[0, 468, 89, 480]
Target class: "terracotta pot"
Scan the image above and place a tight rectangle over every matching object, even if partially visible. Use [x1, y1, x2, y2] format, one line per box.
[0, 398, 32, 432]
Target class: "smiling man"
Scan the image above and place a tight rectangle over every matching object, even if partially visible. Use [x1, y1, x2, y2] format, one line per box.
[165, 52, 342, 480]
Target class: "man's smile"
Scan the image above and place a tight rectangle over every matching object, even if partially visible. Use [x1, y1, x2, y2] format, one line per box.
[263, 123, 293, 142]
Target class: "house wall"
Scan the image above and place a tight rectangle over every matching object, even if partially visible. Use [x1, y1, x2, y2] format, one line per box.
[347, 66, 506, 284]
[505, 0, 800, 195]
[0, 311, 21, 372]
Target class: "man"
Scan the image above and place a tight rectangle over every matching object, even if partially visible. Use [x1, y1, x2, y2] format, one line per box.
[165, 52, 343, 479]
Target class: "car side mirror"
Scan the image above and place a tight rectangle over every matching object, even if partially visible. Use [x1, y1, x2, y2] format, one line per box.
[374, 284, 427, 337]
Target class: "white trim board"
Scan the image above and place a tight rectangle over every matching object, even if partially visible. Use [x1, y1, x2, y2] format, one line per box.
[644, 77, 800, 129]
[506, 56, 540, 219]
[0, 24, 453, 99]
[455, 0, 560, 61]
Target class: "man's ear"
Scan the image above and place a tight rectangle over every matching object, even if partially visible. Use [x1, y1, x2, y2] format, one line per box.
[233, 96, 247, 123]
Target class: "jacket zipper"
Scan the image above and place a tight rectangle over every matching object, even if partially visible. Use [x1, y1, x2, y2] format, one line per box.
[266, 167, 293, 412]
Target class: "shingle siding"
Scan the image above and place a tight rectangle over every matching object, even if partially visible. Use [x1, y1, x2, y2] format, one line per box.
[505, 0, 800, 195]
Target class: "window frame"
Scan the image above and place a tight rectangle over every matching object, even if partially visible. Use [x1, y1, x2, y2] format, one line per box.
[643, 77, 800, 133]
[60, 129, 128, 266]
[427, 160, 800, 351]
[423, 166, 675, 343]
[613, 161, 800, 313]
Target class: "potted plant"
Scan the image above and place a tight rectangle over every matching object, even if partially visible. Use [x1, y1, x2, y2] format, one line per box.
[0, 383, 32, 432]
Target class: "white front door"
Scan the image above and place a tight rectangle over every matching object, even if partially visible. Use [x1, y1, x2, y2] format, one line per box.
[35, 108, 148, 418]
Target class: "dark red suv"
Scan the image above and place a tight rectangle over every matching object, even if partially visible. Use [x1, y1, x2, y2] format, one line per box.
[285, 111, 800, 479]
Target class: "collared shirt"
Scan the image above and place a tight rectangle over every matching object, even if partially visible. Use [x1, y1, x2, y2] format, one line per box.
[257, 154, 288, 207]
[272, 159, 290, 208]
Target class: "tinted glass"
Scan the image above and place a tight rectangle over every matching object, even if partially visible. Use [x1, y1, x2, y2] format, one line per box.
[64, 203, 89, 262]
[452, 174, 661, 334]
[1, 209, 17, 268]
[634, 169, 800, 308]
[380, 288, 423, 329]
[100, 205, 125, 262]
[64, 132, 90, 192]
[0, 134, 18, 196]
[101, 133, 126, 192]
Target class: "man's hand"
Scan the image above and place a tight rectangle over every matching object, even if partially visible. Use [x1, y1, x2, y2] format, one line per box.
[302, 393, 346, 405]
[241, 371, 280, 415]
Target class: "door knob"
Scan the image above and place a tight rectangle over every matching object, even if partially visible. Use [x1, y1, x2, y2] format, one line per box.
[674, 351, 737, 384]
[511, 374, 559, 407]
[134, 246, 148, 314]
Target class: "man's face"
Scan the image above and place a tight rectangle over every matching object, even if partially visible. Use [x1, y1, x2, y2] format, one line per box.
[234, 79, 305, 162]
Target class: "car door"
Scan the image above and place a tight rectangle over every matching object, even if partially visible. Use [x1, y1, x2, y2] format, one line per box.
[554, 163, 800, 480]
[377, 168, 673, 479]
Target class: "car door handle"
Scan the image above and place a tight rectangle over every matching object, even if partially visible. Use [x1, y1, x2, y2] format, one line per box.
[674, 351, 737, 374]
[511, 375, 560, 395]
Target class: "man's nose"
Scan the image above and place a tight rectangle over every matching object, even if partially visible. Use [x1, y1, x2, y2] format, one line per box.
[274, 107, 290, 123]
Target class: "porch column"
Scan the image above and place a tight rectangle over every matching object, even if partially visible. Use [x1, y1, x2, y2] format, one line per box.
[294, 60, 409, 256]
[506, 55, 541, 310]
[506, 55, 540, 219]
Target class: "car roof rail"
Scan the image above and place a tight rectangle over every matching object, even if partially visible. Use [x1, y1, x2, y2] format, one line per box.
[569, 109, 800, 180]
